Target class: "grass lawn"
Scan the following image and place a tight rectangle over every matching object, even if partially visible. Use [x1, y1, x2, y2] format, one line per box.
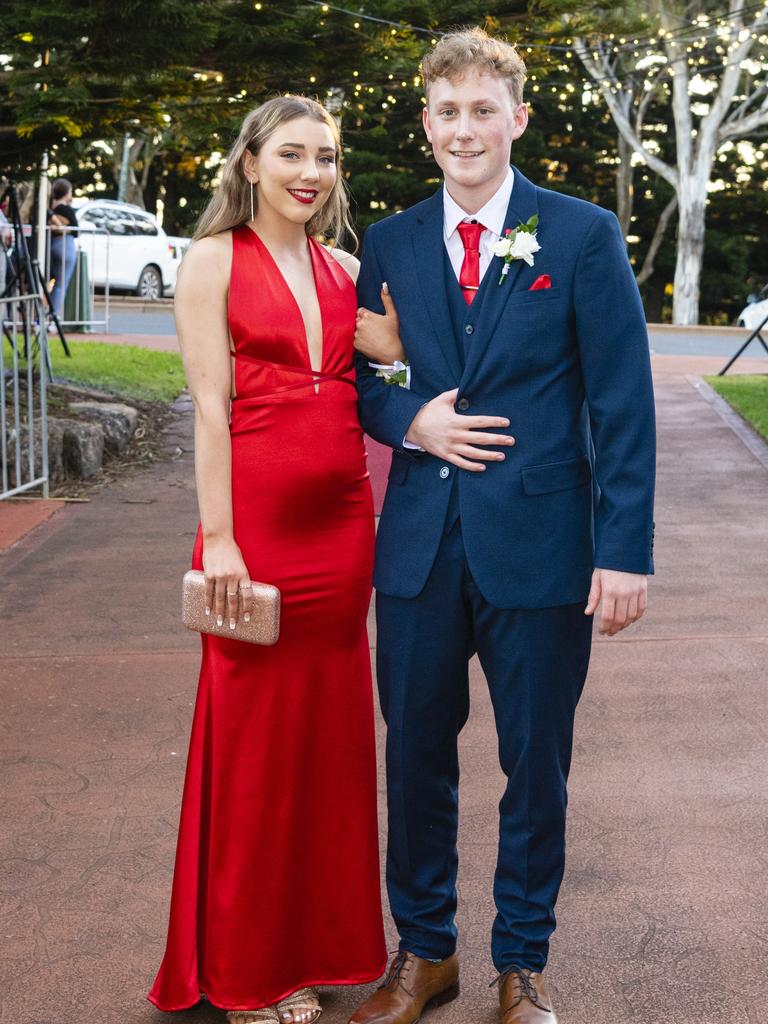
[5, 338, 186, 404]
[705, 374, 768, 441]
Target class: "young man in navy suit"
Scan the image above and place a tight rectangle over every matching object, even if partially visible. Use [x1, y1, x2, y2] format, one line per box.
[351, 28, 655, 1024]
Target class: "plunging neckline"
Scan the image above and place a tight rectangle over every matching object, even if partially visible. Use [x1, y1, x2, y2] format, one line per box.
[242, 225, 325, 390]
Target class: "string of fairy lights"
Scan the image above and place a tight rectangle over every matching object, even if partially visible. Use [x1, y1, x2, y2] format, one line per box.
[241, 0, 768, 108]
[32, 2, 767, 178]
[301, 0, 768, 53]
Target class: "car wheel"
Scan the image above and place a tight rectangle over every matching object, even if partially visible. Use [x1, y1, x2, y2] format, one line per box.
[136, 265, 163, 300]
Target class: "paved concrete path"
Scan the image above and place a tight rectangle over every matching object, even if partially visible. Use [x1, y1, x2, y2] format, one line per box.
[1, 356, 766, 1024]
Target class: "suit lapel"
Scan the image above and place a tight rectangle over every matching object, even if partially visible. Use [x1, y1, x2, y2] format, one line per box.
[461, 167, 540, 386]
[411, 189, 464, 382]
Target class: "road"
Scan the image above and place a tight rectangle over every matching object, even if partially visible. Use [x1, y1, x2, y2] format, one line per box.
[90, 303, 767, 363]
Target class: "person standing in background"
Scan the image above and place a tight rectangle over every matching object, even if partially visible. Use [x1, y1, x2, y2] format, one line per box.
[0, 203, 12, 300]
[47, 177, 78, 317]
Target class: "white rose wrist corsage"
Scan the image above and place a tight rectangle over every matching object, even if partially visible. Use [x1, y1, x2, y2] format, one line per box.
[370, 359, 409, 386]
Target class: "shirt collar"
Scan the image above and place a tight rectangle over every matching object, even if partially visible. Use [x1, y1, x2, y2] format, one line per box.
[442, 165, 515, 242]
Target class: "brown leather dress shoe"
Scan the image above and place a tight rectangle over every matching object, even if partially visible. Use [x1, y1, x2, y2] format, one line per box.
[349, 951, 459, 1024]
[495, 967, 556, 1023]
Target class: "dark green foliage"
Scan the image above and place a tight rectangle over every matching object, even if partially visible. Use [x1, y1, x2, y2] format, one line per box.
[701, 186, 768, 324]
[1, 0, 765, 320]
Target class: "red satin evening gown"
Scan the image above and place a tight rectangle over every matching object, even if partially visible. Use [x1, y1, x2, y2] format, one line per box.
[148, 225, 386, 1012]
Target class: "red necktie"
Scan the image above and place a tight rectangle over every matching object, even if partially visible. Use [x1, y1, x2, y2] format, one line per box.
[457, 220, 485, 304]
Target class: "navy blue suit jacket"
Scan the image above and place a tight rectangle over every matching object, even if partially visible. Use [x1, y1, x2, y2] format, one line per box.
[356, 167, 656, 609]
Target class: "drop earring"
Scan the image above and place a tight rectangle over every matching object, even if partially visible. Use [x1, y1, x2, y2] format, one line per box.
[249, 181, 254, 222]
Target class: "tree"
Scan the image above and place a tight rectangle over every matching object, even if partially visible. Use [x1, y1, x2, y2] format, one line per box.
[0, 0, 220, 159]
[1, 1, 523, 229]
[566, 0, 768, 323]
[5, 0, 765, 324]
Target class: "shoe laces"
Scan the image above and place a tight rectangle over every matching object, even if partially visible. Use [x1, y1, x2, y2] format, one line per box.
[379, 951, 415, 997]
[490, 966, 551, 1013]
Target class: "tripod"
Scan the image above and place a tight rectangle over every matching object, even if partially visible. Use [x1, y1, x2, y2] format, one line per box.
[718, 308, 768, 375]
[0, 181, 71, 376]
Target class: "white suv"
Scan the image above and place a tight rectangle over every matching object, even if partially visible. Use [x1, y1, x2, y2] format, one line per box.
[737, 284, 768, 332]
[73, 199, 183, 299]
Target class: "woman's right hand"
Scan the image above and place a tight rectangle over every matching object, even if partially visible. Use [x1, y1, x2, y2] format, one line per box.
[202, 537, 253, 629]
[355, 283, 407, 365]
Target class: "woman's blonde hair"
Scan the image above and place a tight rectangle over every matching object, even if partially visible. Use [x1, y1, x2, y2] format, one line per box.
[194, 95, 355, 247]
[421, 28, 527, 107]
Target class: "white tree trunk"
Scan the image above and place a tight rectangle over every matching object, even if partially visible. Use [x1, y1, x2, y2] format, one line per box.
[672, 163, 712, 325]
[574, 2, 768, 326]
[113, 138, 147, 209]
[616, 131, 634, 238]
[123, 138, 147, 208]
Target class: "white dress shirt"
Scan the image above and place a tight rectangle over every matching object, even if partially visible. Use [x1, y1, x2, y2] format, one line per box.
[443, 166, 515, 285]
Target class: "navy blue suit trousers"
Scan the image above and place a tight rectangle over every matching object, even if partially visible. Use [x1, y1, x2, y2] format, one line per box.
[376, 513, 593, 971]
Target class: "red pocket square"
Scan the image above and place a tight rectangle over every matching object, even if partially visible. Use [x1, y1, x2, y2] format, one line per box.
[529, 274, 552, 291]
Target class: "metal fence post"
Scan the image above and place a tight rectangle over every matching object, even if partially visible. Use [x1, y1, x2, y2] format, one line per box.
[1, 293, 50, 500]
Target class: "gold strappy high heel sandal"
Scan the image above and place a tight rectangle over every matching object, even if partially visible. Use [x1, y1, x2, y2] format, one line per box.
[275, 987, 322, 1024]
[226, 1008, 281, 1024]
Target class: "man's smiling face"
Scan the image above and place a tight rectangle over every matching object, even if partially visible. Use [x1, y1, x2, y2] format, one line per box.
[423, 67, 527, 206]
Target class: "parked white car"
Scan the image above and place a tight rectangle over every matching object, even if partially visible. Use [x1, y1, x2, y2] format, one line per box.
[72, 199, 186, 299]
[737, 284, 768, 331]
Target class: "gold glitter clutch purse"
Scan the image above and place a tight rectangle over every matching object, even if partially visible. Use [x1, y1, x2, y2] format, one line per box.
[181, 569, 281, 645]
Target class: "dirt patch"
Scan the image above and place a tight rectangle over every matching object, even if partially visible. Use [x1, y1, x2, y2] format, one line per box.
[3, 375, 185, 500]
[47, 382, 181, 498]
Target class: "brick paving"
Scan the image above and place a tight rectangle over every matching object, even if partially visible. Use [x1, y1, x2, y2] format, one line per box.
[0, 498, 66, 554]
[1, 356, 767, 1024]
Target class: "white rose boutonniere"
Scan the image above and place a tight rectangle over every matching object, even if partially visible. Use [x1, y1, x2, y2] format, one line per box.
[493, 215, 540, 285]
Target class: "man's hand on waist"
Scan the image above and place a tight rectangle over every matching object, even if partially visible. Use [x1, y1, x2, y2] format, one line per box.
[405, 388, 515, 472]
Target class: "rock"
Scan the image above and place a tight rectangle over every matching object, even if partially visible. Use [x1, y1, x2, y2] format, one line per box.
[68, 402, 139, 454]
[5, 414, 121, 484]
[48, 380, 118, 402]
[3, 416, 67, 488]
[46, 418, 67, 482]
[172, 390, 194, 414]
[62, 420, 104, 478]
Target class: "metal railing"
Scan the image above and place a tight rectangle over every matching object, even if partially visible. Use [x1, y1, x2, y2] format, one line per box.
[43, 224, 110, 332]
[1, 293, 49, 499]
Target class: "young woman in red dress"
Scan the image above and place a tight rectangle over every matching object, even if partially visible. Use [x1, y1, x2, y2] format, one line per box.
[148, 96, 398, 1024]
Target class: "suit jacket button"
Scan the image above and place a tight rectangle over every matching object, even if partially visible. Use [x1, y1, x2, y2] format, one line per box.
[439, 466, 450, 479]
[457, 397, 470, 411]
[464, 324, 474, 335]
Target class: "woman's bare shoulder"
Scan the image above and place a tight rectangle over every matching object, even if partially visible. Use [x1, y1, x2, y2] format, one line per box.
[328, 246, 360, 283]
[183, 231, 232, 269]
[177, 230, 233, 290]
